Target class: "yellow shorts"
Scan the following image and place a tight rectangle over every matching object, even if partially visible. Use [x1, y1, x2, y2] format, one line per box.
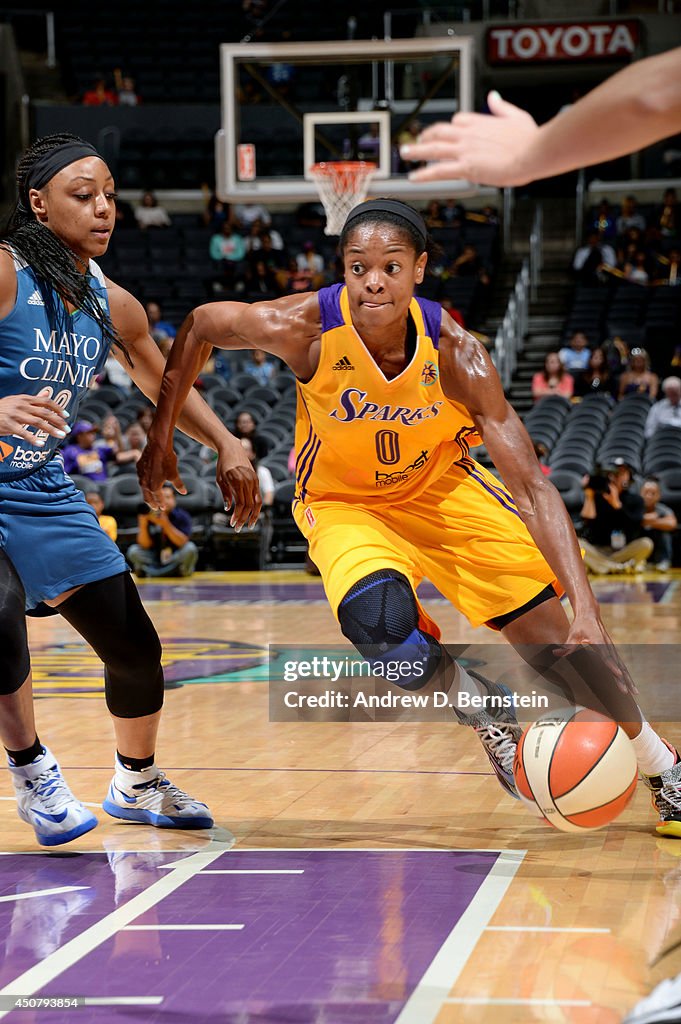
[293, 458, 559, 634]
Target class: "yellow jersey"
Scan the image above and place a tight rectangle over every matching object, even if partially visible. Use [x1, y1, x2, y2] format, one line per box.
[294, 283, 481, 507]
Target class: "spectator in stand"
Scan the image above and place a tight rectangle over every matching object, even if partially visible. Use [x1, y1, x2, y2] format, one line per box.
[571, 230, 616, 286]
[127, 485, 198, 579]
[85, 489, 118, 543]
[559, 330, 591, 371]
[449, 244, 490, 287]
[234, 202, 271, 230]
[641, 476, 677, 571]
[423, 200, 444, 229]
[244, 348, 277, 386]
[135, 191, 171, 230]
[280, 256, 313, 294]
[645, 376, 681, 439]
[240, 438, 274, 506]
[441, 198, 465, 227]
[82, 77, 116, 106]
[623, 247, 649, 286]
[590, 199, 616, 242]
[579, 460, 653, 574]
[145, 301, 176, 343]
[245, 221, 284, 254]
[124, 422, 148, 458]
[203, 191, 233, 232]
[616, 195, 647, 238]
[63, 421, 136, 481]
[209, 222, 247, 289]
[243, 258, 280, 297]
[114, 69, 139, 106]
[655, 247, 681, 286]
[397, 118, 421, 171]
[100, 413, 126, 455]
[573, 347, 613, 399]
[532, 352, 574, 401]
[234, 410, 268, 459]
[295, 241, 325, 289]
[618, 348, 659, 400]
[658, 187, 679, 240]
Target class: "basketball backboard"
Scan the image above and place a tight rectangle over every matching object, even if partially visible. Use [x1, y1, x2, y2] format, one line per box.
[216, 36, 477, 204]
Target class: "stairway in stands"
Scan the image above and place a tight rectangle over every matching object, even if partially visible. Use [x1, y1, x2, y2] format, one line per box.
[505, 198, 578, 416]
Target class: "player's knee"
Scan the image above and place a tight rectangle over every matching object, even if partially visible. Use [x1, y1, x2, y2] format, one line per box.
[338, 569, 441, 690]
[0, 552, 30, 695]
[58, 572, 164, 718]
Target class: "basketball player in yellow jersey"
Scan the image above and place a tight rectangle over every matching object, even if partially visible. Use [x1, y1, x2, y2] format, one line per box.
[141, 198, 681, 835]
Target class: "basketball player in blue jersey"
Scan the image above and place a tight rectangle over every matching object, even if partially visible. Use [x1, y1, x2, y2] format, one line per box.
[0, 133, 260, 846]
[141, 198, 681, 836]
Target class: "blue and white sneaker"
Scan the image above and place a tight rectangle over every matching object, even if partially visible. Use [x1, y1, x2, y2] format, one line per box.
[102, 759, 214, 829]
[459, 671, 522, 800]
[9, 747, 98, 847]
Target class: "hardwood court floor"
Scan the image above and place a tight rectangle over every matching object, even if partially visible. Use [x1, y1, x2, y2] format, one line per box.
[1, 570, 680, 1022]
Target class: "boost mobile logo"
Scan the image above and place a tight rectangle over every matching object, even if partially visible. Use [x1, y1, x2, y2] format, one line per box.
[0, 440, 15, 462]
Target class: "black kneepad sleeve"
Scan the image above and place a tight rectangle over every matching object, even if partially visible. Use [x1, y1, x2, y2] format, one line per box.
[58, 572, 164, 718]
[338, 569, 442, 690]
[0, 551, 30, 695]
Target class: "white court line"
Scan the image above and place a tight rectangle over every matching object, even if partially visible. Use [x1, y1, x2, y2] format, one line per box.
[0, 834, 234, 1021]
[180, 869, 305, 875]
[445, 997, 591, 1007]
[660, 580, 679, 604]
[123, 924, 244, 931]
[0, 886, 89, 904]
[486, 925, 610, 934]
[394, 850, 525, 1024]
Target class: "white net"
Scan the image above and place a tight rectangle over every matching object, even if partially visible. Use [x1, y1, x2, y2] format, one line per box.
[309, 161, 376, 236]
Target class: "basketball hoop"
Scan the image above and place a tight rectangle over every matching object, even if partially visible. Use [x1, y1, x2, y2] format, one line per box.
[309, 161, 376, 236]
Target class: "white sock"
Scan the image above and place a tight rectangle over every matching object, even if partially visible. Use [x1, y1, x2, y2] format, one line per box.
[630, 722, 676, 775]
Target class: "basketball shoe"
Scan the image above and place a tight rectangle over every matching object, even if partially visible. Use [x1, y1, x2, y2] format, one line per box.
[8, 747, 98, 847]
[456, 670, 522, 800]
[641, 744, 681, 838]
[102, 757, 214, 829]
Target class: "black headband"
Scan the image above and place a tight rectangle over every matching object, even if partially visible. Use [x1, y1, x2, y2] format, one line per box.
[25, 141, 102, 193]
[343, 198, 428, 250]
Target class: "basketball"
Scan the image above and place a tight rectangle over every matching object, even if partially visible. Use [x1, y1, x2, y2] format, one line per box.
[513, 707, 638, 832]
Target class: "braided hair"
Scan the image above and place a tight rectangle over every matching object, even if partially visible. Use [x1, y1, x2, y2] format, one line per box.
[0, 132, 128, 360]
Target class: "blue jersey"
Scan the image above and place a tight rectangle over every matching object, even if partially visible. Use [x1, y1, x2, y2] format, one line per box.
[0, 250, 110, 481]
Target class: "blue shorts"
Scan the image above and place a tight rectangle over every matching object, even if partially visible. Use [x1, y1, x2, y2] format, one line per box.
[0, 457, 128, 610]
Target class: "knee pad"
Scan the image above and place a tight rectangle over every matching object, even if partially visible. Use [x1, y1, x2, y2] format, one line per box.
[59, 572, 164, 718]
[0, 551, 30, 695]
[338, 570, 442, 690]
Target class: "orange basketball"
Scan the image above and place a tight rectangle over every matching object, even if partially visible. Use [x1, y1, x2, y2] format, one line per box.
[513, 707, 638, 832]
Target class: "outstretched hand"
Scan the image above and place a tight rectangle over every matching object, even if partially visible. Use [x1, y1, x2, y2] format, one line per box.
[401, 91, 539, 187]
[137, 439, 185, 510]
[215, 440, 261, 531]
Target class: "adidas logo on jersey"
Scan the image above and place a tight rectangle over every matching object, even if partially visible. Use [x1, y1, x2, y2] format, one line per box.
[27, 290, 45, 306]
[332, 356, 354, 371]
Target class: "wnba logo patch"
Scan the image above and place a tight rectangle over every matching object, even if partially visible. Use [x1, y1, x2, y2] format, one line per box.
[420, 361, 439, 386]
[305, 507, 316, 529]
[0, 440, 15, 462]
